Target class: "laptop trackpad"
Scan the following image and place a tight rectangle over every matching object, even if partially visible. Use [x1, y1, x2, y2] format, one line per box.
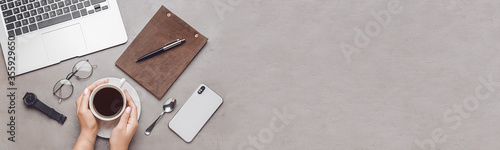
[43, 24, 87, 61]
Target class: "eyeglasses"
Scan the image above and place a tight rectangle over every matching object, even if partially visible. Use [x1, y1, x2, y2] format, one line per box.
[53, 60, 96, 103]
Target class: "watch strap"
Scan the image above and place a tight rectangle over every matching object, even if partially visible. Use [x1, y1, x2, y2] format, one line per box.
[34, 100, 67, 124]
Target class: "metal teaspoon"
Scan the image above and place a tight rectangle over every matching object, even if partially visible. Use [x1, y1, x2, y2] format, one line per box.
[145, 98, 177, 136]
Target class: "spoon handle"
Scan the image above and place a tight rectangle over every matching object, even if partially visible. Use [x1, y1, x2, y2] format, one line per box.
[145, 112, 165, 136]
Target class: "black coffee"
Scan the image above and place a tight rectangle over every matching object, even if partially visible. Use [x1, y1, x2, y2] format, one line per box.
[93, 87, 123, 116]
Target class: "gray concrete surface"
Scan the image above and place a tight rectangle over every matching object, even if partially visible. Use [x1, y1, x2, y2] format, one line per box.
[2, 0, 500, 149]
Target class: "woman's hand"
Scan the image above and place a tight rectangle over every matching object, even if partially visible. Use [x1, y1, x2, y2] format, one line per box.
[73, 79, 109, 150]
[110, 90, 139, 150]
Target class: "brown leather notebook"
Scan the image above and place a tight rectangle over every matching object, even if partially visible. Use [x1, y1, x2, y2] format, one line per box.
[115, 6, 208, 99]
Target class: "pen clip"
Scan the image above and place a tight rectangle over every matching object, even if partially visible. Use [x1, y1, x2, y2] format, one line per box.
[163, 39, 179, 47]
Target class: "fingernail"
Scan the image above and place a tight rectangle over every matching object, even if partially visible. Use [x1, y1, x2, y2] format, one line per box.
[84, 88, 89, 95]
[125, 107, 131, 114]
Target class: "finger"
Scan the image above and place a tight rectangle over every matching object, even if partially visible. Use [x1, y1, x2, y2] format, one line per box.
[124, 90, 137, 110]
[117, 106, 131, 128]
[79, 79, 109, 110]
[75, 89, 85, 107]
[86, 79, 109, 91]
[129, 103, 138, 127]
[124, 90, 138, 122]
[129, 105, 139, 131]
[79, 88, 91, 111]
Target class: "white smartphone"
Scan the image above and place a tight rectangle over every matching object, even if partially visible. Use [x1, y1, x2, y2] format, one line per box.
[169, 84, 223, 142]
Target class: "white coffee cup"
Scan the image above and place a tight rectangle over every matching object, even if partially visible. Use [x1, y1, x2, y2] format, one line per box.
[89, 78, 127, 121]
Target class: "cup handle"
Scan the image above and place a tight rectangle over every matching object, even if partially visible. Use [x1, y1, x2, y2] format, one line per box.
[119, 78, 126, 88]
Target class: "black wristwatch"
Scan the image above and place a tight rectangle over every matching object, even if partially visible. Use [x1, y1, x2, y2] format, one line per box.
[23, 92, 67, 124]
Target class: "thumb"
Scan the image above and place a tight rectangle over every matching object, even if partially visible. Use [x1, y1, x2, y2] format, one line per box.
[117, 107, 131, 128]
[79, 88, 91, 110]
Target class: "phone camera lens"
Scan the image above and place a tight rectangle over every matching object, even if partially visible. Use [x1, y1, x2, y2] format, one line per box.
[198, 86, 205, 94]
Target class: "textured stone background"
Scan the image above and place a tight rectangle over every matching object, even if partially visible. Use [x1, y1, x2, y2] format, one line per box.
[2, 0, 500, 149]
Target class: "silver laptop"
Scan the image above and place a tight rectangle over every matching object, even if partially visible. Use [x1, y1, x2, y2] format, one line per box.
[0, 0, 127, 75]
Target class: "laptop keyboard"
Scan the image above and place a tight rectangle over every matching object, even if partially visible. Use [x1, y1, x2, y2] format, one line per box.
[1, 0, 109, 37]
